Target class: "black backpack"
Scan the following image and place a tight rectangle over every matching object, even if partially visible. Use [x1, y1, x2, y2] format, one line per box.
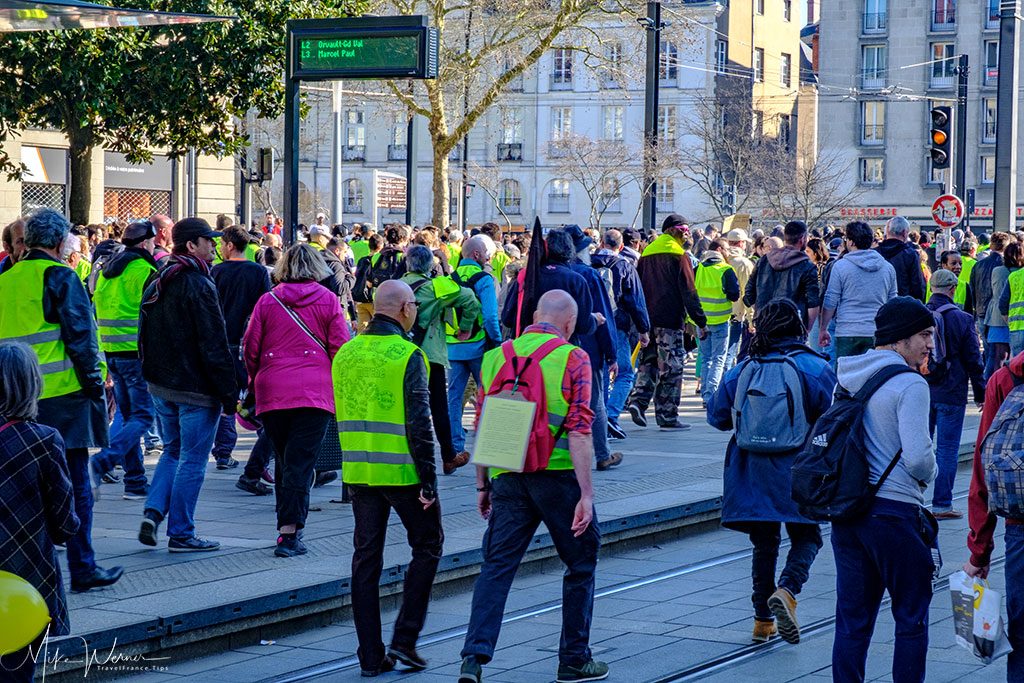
[369, 248, 404, 287]
[790, 364, 914, 522]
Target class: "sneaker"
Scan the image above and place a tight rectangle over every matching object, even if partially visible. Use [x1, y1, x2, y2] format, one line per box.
[275, 535, 308, 557]
[555, 659, 609, 683]
[443, 450, 471, 475]
[387, 644, 427, 670]
[596, 452, 623, 471]
[101, 471, 121, 485]
[933, 509, 964, 520]
[767, 587, 800, 644]
[122, 487, 149, 501]
[138, 511, 161, 547]
[236, 476, 273, 496]
[261, 468, 275, 485]
[752, 618, 777, 643]
[360, 654, 395, 678]
[458, 656, 482, 683]
[168, 536, 220, 553]
[627, 403, 647, 428]
[144, 445, 163, 458]
[607, 422, 627, 440]
[658, 421, 691, 431]
[313, 470, 339, 487]
[216, 457, 239, 470]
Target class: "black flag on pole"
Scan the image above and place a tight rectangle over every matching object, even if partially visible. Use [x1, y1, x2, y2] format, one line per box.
[514, 217, 546, 336]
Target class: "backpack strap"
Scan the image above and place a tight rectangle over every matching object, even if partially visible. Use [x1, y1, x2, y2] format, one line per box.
[409, 277, 431, 294]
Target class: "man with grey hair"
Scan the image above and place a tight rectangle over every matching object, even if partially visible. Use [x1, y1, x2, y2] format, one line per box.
[0, 207, 122, 592]
[876, 216, 926, 302]
[0, 217, 26, 275]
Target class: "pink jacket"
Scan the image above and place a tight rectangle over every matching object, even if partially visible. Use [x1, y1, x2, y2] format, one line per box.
[243, 281, 350, 415]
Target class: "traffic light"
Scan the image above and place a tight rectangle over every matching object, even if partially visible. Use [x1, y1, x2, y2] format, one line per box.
[930, 106, 952, 170]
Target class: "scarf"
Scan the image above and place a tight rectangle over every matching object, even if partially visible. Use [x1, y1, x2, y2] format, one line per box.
[142, 253, 212, 307]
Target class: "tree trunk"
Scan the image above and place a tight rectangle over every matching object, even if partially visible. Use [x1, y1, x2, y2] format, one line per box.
[431, 146, 449, 227]
[67, 134, 93, 226]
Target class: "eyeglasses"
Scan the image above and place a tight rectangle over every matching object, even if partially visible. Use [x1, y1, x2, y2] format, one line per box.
[404, 300, 419, 308]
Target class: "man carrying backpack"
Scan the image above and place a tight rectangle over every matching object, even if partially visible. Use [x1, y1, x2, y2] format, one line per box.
[925, 269, 985, 521]
[708, 299, 835, 645]
[459, 290, 606, 683]
[829, 296, 937, 683]
[696, 239, 740, 407]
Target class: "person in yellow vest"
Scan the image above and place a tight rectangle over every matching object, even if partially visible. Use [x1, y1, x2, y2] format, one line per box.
[1003, 252, 1024, 357]
[348, 223, 372, 265]
[695, 239, 741, 406]
[446, 228, 464, 265]
[459, 289, 605, 683]
[955, 240, 977, 313]
[0, 207, 123, 593]
[352, 233, 385, 333]
[308, 223, 331, 251]
[479, 223, 510, 284]
[335, 279, 443, 677]
[90, 220, 159, 499]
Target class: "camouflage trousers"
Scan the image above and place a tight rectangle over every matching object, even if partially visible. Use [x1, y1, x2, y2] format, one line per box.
[628, 327, 686, 426]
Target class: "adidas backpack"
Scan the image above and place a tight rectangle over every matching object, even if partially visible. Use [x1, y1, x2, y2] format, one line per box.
[732, 350, 811, 454]
[979, 374, 1024, 518]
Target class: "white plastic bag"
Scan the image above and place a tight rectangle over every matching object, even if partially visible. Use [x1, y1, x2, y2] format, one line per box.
[949, 570, 1013, 664]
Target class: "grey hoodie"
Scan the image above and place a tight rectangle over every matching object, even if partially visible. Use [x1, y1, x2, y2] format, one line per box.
[823, 249, 898, 338]
[836, 349, 936, 506]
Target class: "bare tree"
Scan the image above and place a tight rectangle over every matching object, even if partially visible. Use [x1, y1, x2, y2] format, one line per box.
[466, 161, 514, 229]
[619, 137, 685, 229]
[550, 134, 634, 230]
[753, 145, 866, 228]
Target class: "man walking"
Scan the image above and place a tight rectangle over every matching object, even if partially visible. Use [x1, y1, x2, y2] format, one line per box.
[137, 218, 238, 552]
[744, 220, 820, 330]
[818, 221, 897, 359]
[876, 216, 927, 302]
[460, 290, 605, 683]
[90, 220, 159, 500]
[627, 215, 706, 431]
[695, 239, 740, 406]
[335, 280, 443, 677]
[972, 231, 1009, 376]
[724, 228, 755, 367]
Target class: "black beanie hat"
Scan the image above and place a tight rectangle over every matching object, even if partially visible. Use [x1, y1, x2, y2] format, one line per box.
[874, 296, 935, 347]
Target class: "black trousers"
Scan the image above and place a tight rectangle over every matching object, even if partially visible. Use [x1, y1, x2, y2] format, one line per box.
[260, 408, 331, 530]
[350, 484, 444, 669]
[428, 363, 456, 463]
[242, 428, 274, 480]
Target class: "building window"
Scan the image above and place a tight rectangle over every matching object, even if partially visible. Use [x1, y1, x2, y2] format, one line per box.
[982, 156, 996, 184]
[930, 42, 956, 88]
[344, 178, 363, 213]
[602, 42, 623, 87]
[549, 178, 570, 214]
[657, 179, 674, 209]
[864, 0, 887, 32]
[861, 101, 886, 145]
[860, 157, 884, 185]
[499, 179, 521, 214]
[751, 110, 764, 140]
[779, 114, 792, 151]
[551, 106, 572, 142]
[715, 40, 728, 74]
[989, 0, 1000, 27]
[659, 41, 678, 81]
[755, 0, 764, 15]
[985, 40, 999, 85]
[346, 111, 365, 147]
[602, 106, 624, 141]
[780, 52, 792, 87]
[862, 45, 887, 88]
[551, 48, 573, 89]
[658, 105, 677, 146]
[600, 178, 621, 213]
[932, 0, 956, 31]
[753, 48, 765, 83]
[500, 107, 523, 145]
[783, 0, 792, 21]
[984, 97, 997, 143]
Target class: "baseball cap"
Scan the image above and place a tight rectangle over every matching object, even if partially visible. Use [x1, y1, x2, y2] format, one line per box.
[725, 228, 749, 242]
[172, 218, 221, 248]
[123, 220, 157, 246]
[930, 269, 958, 290]
[309, 224, 332, 239]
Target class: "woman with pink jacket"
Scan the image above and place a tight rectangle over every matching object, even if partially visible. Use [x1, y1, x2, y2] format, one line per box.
[243, 244, 350, 557]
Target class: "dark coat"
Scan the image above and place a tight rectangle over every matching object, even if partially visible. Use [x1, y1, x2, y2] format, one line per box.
[875, 238, 926, 302]
[927, 293, 985, 405]
[568, 261, 618, 370]
[743, 247, 821, 326]
[500, 259, 596, 341]
[319, 248, 356, 319]
[636, 246, 706, 330]
[972, 251, 1004, 324]
[707, 341, 836, 529]
[0, 422, 79, 635]
[591, 249, 651, 335]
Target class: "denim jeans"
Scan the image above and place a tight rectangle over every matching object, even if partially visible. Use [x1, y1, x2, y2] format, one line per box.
[92, 357, 151, 492]
[462, 471, 600, 667]
[928, 402, 966, 511]
[211, 413, 237, 460]
[606, 328, 636, 427]
[747, 522, 822, 620]
[725, 320, 744, 370]
[590, 366, 610, 463]
[831, 498, 935, 683]
[1013, 331, 1024, 359]
[1005, 523, 1024, 682]
[64, 447, 96, 581]
[145, 397, 221, 540]
[144, 420, 162, 450]
[698, 322, 731, 405]
[447, 357, 482, 453]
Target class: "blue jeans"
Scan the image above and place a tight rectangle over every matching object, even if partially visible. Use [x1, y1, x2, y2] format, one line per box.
[448, 357, 482, 453]
[1013, 331, 1024, 359]
[831, 498, 935, 683]
[211, 413, 237, 460]
[144, 420, 162, 450]
[725, 320, 744, 370]
[1005, 523, 1024, 682]
[65, 448, 96, 580]
[590, 367, 609, 463]
[462, 471, 600, 667]
[928, 402, 966, 511]
[698, 322, 730, 405]
[145, 397, 221, 540]
[92, 357, 152, 492]
[606, 329, 635, 427]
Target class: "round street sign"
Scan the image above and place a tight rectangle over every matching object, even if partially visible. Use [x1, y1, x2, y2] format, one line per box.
[932, 194, 965, 228]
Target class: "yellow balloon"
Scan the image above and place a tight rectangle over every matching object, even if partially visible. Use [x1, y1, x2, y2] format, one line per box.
[0, 570, 51, 655]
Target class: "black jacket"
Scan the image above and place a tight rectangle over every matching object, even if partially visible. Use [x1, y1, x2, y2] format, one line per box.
[636, 246, 706, 329]
[971, 251, 1003, 322]
[361, 315, 437, 497]
[500, 259, 597, 340]
[875, 238, 926, 302]
[319, 248, 356, 318]
[139, 262, 238, 411]
[743, 246, 821, 324]
[591, 249, 651, 335]
[927, 293, 985, 405]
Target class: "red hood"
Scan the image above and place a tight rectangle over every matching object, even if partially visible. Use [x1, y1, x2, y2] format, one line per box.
[1010, 351, 1024, 378]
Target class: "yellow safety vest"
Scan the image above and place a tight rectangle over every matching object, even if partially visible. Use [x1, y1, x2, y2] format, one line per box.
[955, 256, 976, 308]
[93, 256, 156, 353]
[695, 261, 735, 326]
[642, 233, 685, 257]
[491, 250, 509, 282]
[350, 239, 370, 264]
[1008, 269, 1024, 333]
[446, 263, 488, 345]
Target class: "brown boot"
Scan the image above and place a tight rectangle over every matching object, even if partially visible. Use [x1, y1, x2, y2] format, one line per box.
[752, 618, 777, 643]
[443, 451, 471, 475]
[768, 587, 800, 644]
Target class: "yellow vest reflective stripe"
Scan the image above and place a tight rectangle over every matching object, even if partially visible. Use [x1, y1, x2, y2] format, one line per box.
[955, 256, 976, 308]
[480, 332, 574, 474]
[334, 333, 428, 486]
[1009, 269, 1024, 332]
[0, 259, 84, 398]
[642, 233, 685, 257]
[447, 263, 486, 345]
[93, 257, 156, 352]
[695, 261, 734, 326]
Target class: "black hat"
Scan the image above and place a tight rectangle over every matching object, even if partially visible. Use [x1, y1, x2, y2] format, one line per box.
[123, 220, 157, 246]
[874, 296, 935, 347]
[622, 228, 641, 246]
[172, 218, 221, 248]
[662, 214, 689, 232]
[562, 224, 592, 253]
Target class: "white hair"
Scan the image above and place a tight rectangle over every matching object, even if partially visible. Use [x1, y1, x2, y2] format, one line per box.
[886, 216, 910, 238]
[60, 233, 81, 260]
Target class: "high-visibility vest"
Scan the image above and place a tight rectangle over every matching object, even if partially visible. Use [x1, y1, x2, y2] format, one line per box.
[245, 242, 260, 262]
[491, 250, 509, 282]
[642, 233, 685, 257]
[334, 333, 427, 486]
[695, 261, 735, 326]
[0, 259, 87, 398]
[310, 241, 325, 252]
[1008, 269, 1024, 333]
[408, 274, 462, 336]
[480, 331, 574, 474]
[212, 237, 223, 265]
[93, 256, 156, 353]
[447, 242, 461, 264]
[955, 256, 976, 308]
[74, 258, 92, 283]
[446, 263, 488, 345]
[350, 239, 370, 264]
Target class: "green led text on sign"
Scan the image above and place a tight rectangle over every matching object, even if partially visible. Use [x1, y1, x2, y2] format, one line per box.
[297, 34, 419, 73]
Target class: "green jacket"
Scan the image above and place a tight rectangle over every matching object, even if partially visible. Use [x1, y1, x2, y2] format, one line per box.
[400, 272, 481, 368]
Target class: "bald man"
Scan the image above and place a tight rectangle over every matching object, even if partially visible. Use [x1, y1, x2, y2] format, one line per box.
[333, 277, 443, 676]
[150, 214, 174, 261]
[459, 289, 606, 683]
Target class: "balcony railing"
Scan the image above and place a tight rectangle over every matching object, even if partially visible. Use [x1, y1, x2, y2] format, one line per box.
[988, 1, 1000, 28]
[549, 73, 573, 90]
[343, 145, 365, 161]
[548, 194, 570, 213]
[860, 70, 886, 89]
[931, 9, 956, 31]
[862, 12, 886, 33]
[985, 65, 999, 86]
[497, 142, 523, 162]
[388, 144, 407, 161]
[930, 74, 955, 89]
[499, 199, 522, 215]
[985, 121, 997, 142]
[344, 202, 363, 214]
[861, 124, 885, 145]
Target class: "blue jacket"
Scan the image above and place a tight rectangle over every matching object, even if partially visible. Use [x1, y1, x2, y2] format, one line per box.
[500, 259, 596, 341]
[568, 260, 618, 371]
[928, 292, 985, 405]
[591, 249, 651, 335]
[707, 341, 836, 529]
[448, 258, 502, 362]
